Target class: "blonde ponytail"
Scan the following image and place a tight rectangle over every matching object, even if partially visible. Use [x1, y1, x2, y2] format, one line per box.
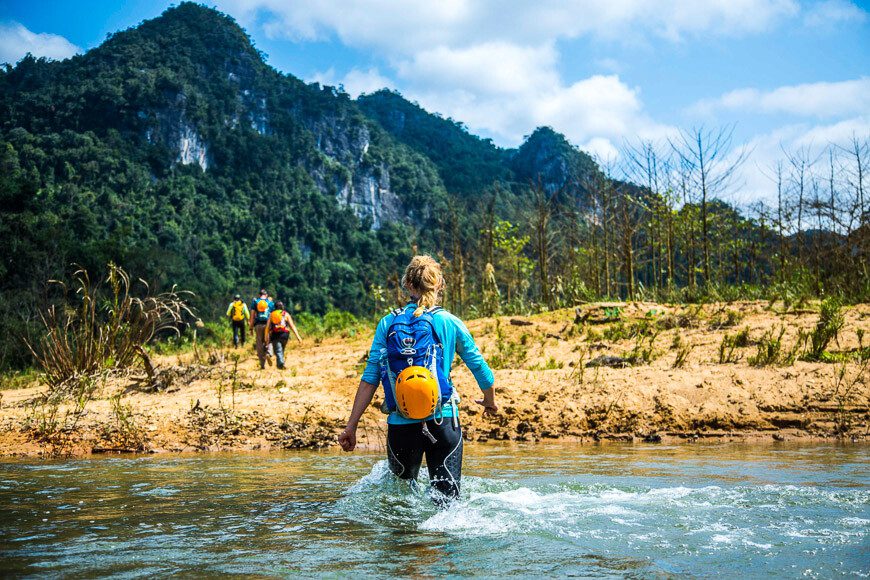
[401, 255, 443, 317]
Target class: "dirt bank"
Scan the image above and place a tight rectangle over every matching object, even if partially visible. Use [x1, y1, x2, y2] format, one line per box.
[1, 301, 868, 457]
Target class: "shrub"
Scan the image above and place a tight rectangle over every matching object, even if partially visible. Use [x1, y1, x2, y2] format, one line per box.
[295, 309, 367, 338]
[105, 392, 145, 451]
[709, 309, 744, 330]
[656, 306, 702, 330]
[673, 336, 693, 369]
[625, 332, 660, 366]
[748, 327, 786, 367]
[528, 356, 564, 371]
[717, 334, 741, 364]
[806, 298, 845, 361]
[28, 264, 193, 392]
[488, 321, 528, 370]
[733, 327, 751, 347]
[603, 321, 630, 341]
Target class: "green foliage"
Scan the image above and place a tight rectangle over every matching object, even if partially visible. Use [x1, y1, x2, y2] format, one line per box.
[805, 298, 845, 361]
[295, 309, 368, 338]
[656, 307, 701, 330]
[0, 4, 444, 369]
[709, 308, 744, 329]
[603, 322, 629, 342]
[0, 1, 866, 373]
[105, 392, 145, 450]
[488, 321, 529, 370]
[717, 334, 742, 364]
[491, 219, 534, 310]
[603, 319, 657, 342]
[358, 90, 511, 194]
[826, 360, 868, 435]
[672, 335, 693, 369]
[749, 326, 792, 367]
[29, 265, 191, 388]
[625, 332, 660, 366]
[528, 356, 564, 371]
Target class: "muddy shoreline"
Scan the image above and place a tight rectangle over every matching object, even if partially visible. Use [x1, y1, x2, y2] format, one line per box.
[1, 302, 867, 458]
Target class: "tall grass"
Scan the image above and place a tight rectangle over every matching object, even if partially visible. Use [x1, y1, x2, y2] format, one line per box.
[27, 264, 194, 390]
[805, 298, 845, 361]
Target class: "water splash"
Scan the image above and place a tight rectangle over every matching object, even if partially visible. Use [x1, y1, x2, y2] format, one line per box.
[1, 444, 867, 577]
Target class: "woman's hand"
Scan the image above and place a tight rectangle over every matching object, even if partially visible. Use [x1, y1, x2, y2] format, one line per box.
[475, 387, 498, 416]
[338, 427, 357, 452]
[339, 381, 376, 452]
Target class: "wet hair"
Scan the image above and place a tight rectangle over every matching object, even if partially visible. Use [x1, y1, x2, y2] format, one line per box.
[401, 255, 443, 317]
[275, 301, 285, 310]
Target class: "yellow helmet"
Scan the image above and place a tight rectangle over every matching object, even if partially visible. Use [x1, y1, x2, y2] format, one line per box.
[395, 366, 439, 420]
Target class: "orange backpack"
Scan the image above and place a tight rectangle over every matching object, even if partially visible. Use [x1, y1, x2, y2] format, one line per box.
[270, 309, 288, 333]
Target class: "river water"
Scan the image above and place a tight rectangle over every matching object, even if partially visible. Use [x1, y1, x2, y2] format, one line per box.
[0, 442, 867, 578]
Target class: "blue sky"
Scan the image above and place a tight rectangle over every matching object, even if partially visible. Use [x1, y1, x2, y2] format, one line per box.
[1, 0, 868, 204]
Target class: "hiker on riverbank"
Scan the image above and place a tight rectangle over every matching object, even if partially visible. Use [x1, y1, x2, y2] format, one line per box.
[250, 289, 274, 369]
[265, 301, 302, 370]
[338, 255, 497, 507]
[226, 294, 249, 348]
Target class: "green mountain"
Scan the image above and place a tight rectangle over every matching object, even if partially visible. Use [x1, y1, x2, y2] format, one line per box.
[0, 3, 612, 367]
[357, 89, 512, 194]
[511, 127, 602, 198]
[1, 5, 445, 306]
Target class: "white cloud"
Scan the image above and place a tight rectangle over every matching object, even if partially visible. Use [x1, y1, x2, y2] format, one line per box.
[690, 78, 870, 118]
[218, 0, 800, 52]
[396, 43, 559, 96]
[594, 58, 622, 74]
[407, 68, 674, 151]
[803, 0, 868, 27]
[218, 0, 862, 201]
[732, 115, 870, 206]
[217, 0, 807, 155]
[0, 22, 80, 64]
[311, 67, 392, 97]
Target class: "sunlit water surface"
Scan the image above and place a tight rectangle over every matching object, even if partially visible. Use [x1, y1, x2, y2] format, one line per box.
[0, 442, 867, 578]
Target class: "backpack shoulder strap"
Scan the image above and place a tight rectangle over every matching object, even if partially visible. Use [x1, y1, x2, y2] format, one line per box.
[414, 309, 444, 343]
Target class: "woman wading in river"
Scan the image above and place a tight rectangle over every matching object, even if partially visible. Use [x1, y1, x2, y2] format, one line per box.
[338, 255, 497, 505]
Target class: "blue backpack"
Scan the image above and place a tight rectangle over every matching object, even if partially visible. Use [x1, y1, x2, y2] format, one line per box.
[380, 306, 451, 417]
[252, 298, 271, 324]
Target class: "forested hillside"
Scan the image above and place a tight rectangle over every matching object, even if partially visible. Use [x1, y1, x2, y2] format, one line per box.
[1, 3, 867, 370]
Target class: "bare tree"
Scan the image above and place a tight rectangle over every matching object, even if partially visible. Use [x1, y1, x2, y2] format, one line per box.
[782, 144, 821, 270]
[530, 179, 558, 308]
[670, 126, 749, 286]
[621, 139, 678, 293]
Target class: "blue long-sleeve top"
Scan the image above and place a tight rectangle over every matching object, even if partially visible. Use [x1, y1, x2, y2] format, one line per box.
[361, 303, 494, 424]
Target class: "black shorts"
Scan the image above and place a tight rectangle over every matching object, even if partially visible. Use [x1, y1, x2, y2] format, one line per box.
[387, 417, 463, 505]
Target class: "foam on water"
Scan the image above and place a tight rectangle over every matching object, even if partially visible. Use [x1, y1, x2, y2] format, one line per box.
[1, 444, 867, 577]
[334, 456, 870, 571]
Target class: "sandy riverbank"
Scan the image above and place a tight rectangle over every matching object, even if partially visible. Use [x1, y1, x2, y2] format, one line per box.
[1, 301, 867, 457]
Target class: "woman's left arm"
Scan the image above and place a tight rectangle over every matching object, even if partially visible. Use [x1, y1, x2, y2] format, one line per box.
[286, 313, 302, 342]
[454, 319, 498, 414]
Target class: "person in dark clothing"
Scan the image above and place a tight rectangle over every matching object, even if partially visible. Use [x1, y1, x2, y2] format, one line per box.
[265, 301, 301, 370]
[249, 289, 274, 369]
[225, 294, 249, 347]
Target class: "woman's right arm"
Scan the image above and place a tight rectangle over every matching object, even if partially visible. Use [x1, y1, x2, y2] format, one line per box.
[338, 380, 377, 451]
[339, 316, 389, 451]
